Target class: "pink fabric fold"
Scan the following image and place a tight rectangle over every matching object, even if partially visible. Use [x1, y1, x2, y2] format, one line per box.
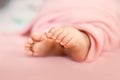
[21, 0, 120, 61]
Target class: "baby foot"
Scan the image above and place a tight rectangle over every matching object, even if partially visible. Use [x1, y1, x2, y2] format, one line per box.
[25, 32, 64, 57]
[46, 27, 90, 61]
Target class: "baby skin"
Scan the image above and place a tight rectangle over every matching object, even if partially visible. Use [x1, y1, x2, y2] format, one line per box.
[25, 26, 90, 61]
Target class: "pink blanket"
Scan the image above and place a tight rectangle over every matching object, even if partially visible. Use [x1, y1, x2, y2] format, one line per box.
[0, 0, 120, 80]
[0, 34, 120, 80]
[22, 0, 120, 61]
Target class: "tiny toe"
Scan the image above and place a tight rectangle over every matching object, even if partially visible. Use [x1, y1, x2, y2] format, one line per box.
[56, 31, 68, 43]
[31, 32, 42, 41]
[48, 27, 57, 33]
[25, 47, 32, 51]
[45, 33, 52, 38]
[62, 35, 73, 47]
[52, 29, 63, 40]
[48, 27, 59, 35]
[25, 48, 33, 55]
[25, 43, 32, 48]
[46, 27, 58, 38]
[28, 38, 34, 44]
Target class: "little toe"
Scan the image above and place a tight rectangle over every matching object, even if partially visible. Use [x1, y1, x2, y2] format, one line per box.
[25, 43, 32, 49]
[28, 38, 34, 44]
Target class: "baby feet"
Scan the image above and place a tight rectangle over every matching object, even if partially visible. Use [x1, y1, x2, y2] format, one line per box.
[25, 32, 64, 57]
[25, 26, 90, 62]
[46, 27, 90, 61]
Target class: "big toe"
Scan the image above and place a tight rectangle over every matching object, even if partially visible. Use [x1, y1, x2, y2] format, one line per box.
[31, 32, 42, 41]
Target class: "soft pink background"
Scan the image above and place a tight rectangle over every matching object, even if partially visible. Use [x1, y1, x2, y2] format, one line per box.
[0, 34, 120, 80]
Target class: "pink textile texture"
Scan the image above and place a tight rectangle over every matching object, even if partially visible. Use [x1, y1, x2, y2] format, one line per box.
[0, 0, 120, 80]
[0, 34, 120, 80]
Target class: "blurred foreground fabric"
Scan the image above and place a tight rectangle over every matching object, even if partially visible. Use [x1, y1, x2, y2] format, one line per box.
[0, 34, 120, 80]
